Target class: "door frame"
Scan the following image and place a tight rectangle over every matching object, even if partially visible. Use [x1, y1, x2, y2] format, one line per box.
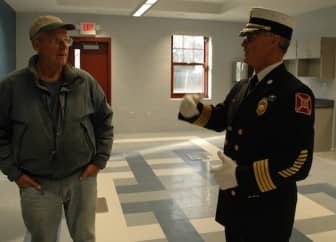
[69, 37, 112, 104]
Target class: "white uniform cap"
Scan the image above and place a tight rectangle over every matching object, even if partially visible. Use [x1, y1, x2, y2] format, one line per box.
[240, 8, 295, 40]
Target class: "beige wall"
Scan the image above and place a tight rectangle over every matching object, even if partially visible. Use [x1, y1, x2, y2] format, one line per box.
[15, 7, 336, 139]
[16, 13, 243, 134]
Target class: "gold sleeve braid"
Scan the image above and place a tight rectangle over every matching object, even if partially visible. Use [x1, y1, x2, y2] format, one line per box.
[278, 150, 308, 178]
[193, 104, 212, 127]
[253, 150, 308, 192]
[253, 159, 276, 192]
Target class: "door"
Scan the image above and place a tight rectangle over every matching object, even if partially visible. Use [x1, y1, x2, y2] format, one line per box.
[68, 37, 111, 104]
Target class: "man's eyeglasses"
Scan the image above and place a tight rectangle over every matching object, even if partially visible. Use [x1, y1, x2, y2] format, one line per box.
[48, 37, 73, 47]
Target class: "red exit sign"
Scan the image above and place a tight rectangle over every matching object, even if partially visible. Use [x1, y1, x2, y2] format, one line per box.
[80, 22, 96, 35]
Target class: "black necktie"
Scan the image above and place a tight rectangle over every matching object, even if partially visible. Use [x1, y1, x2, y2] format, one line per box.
[247, 75, 258, 95]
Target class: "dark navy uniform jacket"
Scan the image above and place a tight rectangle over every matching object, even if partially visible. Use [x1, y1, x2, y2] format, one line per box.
[179, 63, 315, 228]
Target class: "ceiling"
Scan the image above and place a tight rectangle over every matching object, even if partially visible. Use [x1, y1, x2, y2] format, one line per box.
[5, 0, 336, 22]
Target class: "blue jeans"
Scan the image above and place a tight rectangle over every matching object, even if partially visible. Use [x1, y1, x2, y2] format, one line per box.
[20, 171, 97, 242]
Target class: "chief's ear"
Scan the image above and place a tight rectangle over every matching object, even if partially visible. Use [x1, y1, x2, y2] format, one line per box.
[31, 38, 40, 52]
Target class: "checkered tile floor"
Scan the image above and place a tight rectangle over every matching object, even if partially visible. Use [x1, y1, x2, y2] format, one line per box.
[1, 132, 336, 242]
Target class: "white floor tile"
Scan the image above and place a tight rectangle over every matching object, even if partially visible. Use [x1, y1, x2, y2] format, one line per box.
[96, 173, 131, 242]
[109, 171, 135, 179]
[190, 217, 223, 234]
[106, 160, 129, 168]
[308, 230, 336, 241]
[127, 224, 165, 242]
[295, 193, 334, 220]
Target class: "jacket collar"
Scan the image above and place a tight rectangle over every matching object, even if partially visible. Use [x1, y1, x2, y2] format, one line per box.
[28, 55, 82, 92]
[256, 60, 283, 82]
[242, 63, 287, 102]
[260, 63, 286, 83]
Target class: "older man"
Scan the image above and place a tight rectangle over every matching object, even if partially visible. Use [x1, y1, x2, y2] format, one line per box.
[0, 16, 113, 242]
[179, 8, 315, 242]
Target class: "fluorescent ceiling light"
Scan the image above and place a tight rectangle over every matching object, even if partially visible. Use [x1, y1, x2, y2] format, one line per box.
[133, 4, 152, 17]
[133, 0, 158, 17]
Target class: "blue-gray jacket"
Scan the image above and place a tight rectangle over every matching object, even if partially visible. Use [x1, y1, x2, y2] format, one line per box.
[0, 55, 113, 181]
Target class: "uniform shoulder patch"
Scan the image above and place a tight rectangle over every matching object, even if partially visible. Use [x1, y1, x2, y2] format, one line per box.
[295, 93, 312, 116]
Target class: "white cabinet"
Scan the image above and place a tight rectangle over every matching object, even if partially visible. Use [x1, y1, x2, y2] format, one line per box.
[284, 37, 336, 80]
[297, 37, 320, 59]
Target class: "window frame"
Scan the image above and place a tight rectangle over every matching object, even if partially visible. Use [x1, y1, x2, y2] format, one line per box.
[170, 35, 209, 98]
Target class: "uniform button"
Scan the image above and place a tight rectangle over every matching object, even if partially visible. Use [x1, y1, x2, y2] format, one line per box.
[234, 145, 239, 151]
[238, 129, 243, 135]
[227, 126, 232, 131]
[50, 150, 56, 158]
[230, 190, 236, 196]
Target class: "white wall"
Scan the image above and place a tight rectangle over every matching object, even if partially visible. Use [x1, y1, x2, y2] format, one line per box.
[16, 6, 336, 135]
[16, 13, 243, 134]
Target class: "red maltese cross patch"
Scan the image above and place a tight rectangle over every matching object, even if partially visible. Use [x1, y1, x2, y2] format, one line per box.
[295, 93, 312, 116]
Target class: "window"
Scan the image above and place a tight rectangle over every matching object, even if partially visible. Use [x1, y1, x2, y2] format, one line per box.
[171, 35, 210, 98]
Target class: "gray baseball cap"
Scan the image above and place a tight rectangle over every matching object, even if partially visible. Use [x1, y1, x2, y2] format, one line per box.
[30, 15, 75, 40]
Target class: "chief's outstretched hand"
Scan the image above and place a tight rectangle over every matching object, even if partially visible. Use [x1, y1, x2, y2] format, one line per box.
[179, 94, 202, 118]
